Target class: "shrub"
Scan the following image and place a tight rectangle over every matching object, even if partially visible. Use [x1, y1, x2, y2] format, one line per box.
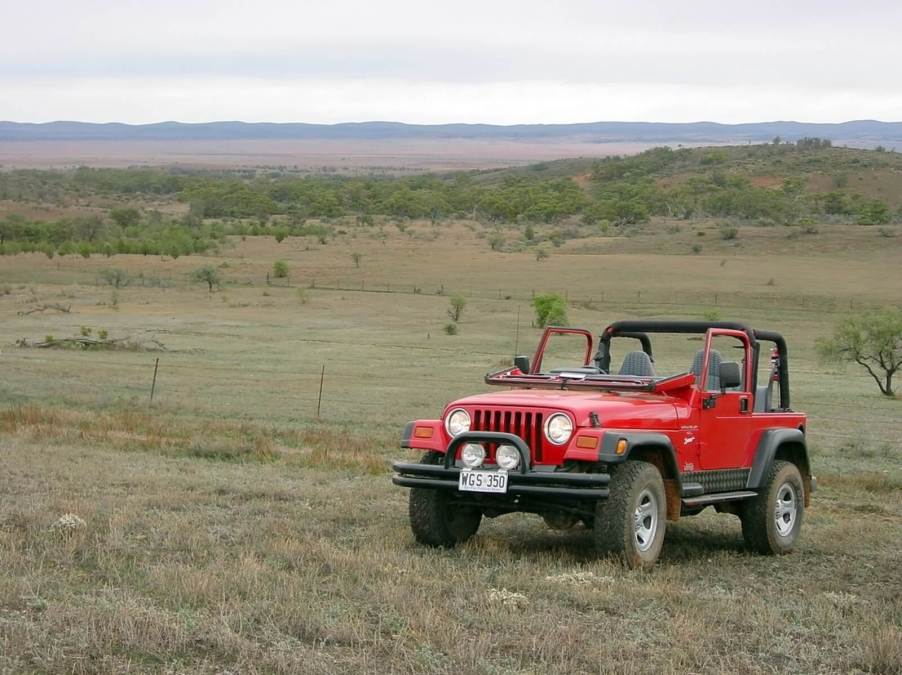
[99, 268, 129, 288]
[857, 200, 891, 225]
[272, 260, 289, 278]
[443, 322, 458, 335]
[719, 225, 739, 240]
[536, 248, 549, 262]
[691, 244, 702, 254]
[532, 293, 568, 327]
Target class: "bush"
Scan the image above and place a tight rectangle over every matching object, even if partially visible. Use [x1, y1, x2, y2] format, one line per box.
[532, 293, 568, 327]
[719, 225, 739, 240]
[99, 268, 129, 288]
[272, 260, 289, 278]
[857, 200, 891, 226]
[443, 322, 458, 335]
[691, 244, 702, 254]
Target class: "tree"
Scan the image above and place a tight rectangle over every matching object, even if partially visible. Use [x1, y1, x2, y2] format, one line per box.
[191, 265, 221, 292]
[110, 207, 141, 227]
[532, 293, 568, 327]
[816, 309, 902, 397]
[447, 295, 466, 322]
[99, 268, 129, 288]
[0, 214, 25, 246]
[272, 260, 289, 278]
[351, 252, 362, 268]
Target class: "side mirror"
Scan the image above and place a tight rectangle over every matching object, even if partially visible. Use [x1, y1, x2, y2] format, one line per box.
[719, 361, 742, 390]
[514, 355, 531, 374]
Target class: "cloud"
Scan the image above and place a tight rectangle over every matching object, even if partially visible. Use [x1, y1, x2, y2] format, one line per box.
[2, 0, 900, 122]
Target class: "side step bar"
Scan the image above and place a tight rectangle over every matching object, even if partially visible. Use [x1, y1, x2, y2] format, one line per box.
[681, 490, 757, 507]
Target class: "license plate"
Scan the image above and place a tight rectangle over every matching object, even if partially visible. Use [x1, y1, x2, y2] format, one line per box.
[459, 469, 508, 494]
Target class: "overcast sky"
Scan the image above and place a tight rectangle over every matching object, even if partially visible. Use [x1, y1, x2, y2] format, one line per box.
[2, 0, 900, 124]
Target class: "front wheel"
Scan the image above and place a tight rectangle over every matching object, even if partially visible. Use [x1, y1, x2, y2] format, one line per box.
[741, 460, 804, 554]
[594, 461, 666, 569]
[408, 452, 481, 547]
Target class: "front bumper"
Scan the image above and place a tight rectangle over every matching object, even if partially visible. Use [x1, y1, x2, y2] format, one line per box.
[392, 431, 610, 500]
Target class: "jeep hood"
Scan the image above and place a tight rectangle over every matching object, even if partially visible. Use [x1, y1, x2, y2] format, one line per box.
[447, 389, 689, 430]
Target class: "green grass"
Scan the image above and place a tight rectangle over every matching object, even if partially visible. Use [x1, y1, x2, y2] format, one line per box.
[0, 218, 900, 672]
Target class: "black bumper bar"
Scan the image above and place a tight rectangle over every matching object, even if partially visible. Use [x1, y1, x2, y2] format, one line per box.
[393, 432, 610, 499]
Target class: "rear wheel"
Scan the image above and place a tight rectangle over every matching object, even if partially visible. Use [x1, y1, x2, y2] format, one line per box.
[594, 461, 666, 569]
[408, 452, 482, 547]
[741, 460, 804, 554]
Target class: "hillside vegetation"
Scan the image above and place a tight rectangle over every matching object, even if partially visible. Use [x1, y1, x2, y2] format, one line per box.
[1, 143, 901, 258]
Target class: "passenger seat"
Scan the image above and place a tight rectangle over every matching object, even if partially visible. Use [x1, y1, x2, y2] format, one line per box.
[618, 351, 656, 377]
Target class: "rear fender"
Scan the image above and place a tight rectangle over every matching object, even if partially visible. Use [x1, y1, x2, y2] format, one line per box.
[747, 428, 812, 505]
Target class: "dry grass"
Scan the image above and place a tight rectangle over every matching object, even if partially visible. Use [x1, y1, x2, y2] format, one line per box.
[1, 223, 900, 673]
[0, 436, 899, 673]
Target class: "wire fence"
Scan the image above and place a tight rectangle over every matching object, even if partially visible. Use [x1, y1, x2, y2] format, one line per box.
[85, 271, 901, 316]
[3, 348, 900, 452]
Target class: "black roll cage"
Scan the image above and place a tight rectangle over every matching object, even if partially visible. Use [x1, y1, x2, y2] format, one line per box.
[595, 320, 791, 410]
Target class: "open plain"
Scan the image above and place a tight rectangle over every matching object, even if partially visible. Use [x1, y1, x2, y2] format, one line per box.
[0, 209, 900, 673]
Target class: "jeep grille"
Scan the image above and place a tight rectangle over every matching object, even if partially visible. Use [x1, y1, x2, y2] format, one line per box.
[472, 408, 544, 462]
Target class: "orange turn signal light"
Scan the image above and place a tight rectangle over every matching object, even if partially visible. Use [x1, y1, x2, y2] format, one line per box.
[413, 427, 434, 439]
[616, 438, 628, 455]
[576, 436, 599, 450]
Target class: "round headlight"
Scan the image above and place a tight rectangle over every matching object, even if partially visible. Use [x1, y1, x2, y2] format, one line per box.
[496, 444, 521, 471]
[461, 443, 485, 468]
[445, 408, 471, 436]
[544, 413, 573, 445]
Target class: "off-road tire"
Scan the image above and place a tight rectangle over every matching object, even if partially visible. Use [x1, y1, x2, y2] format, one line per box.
[594, 460, 666, 569]
[741, 460, 804, 555]
[409, 452, 482, 547]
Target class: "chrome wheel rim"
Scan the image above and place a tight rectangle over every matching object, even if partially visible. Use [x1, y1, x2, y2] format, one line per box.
[774, 483, 797, 537]
[634, 488, 658, 552]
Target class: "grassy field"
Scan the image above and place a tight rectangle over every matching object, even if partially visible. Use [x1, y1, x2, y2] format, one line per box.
[1, 217, 901, 672]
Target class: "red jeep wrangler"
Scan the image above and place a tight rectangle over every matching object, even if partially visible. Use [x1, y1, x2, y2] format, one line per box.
[392, 321, 814, 568]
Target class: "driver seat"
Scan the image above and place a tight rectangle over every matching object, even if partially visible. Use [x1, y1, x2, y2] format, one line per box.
[691, 349, 722, 389]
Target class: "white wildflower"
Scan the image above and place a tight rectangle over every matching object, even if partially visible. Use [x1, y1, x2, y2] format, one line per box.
[49, 513, 87, 537]
[544, 571, 614, 586]
[488, 587, 529, 608]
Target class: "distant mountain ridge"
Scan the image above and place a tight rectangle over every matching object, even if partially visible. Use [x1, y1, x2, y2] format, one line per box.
[2, 119, 901, 144]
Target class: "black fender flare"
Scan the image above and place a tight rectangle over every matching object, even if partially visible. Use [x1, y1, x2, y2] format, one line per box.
[747, 428, 810, 489]
[400, 421, 415, 449]
[598, 431, 681, 488]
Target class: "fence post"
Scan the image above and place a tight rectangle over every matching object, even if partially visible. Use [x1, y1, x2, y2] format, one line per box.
[149, 357, 160, 404]
[316, 364, 325, 418]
